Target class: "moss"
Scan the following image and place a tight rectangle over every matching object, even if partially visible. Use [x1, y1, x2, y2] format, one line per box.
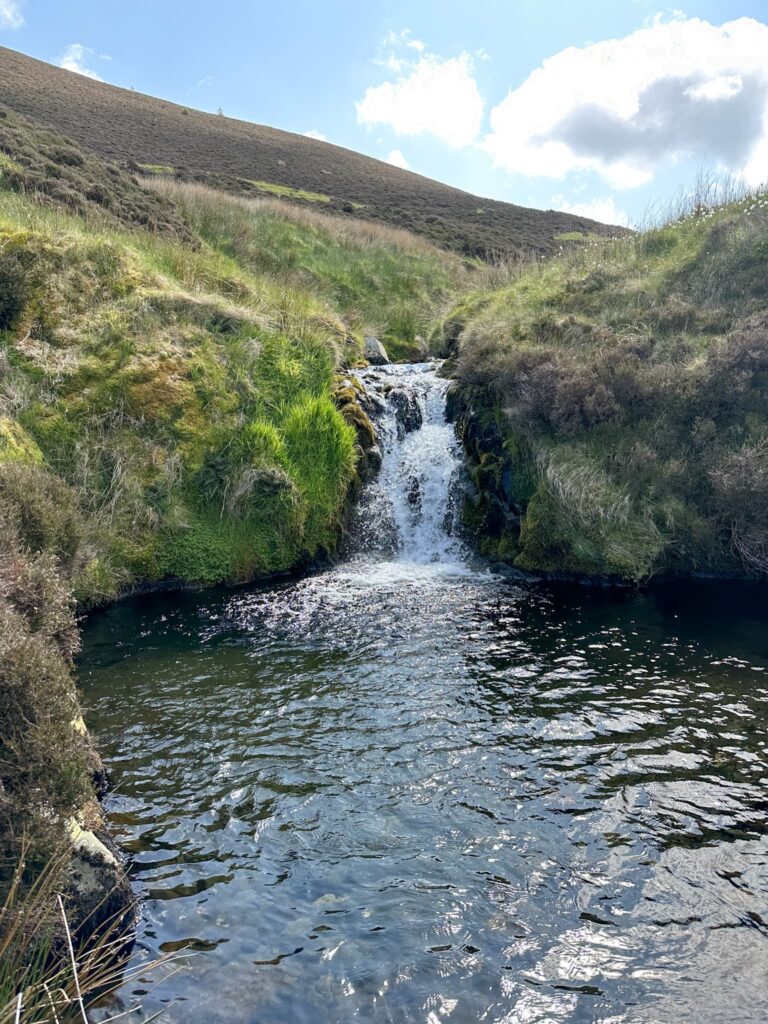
[138, 163, 176, 175]
[158, 516, 237, 584]
[502, 433, 537, 507]
[244, 179, 331, 203]
[339, 401, 376, 449]
[471, 451, 503, 493]
[0, 416, 43, 463]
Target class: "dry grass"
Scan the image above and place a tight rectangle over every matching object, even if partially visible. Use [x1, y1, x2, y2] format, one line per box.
[145, 178, 463, 360]
[0, 844, 183, 1024]
[147, 178, 451, 258]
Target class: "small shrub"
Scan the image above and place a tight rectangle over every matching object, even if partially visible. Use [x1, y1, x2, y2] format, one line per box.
[711, 438, 768, 574]
[0, 248, 29, 331]
[0, 563, 90, 874]
[0, 463, 85, 570]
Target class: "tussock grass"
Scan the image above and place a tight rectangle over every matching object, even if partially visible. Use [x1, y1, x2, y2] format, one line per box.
[148, 179, 463, 360]
[449, 178, 768, 580]
[0, 844, 177, 1024]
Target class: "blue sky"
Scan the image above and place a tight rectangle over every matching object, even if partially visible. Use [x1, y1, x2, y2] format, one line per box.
[2, 1, 767, 226]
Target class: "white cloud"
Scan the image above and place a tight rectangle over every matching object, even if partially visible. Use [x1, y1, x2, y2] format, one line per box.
[552, 194, 630, 227]
[485, 16, 768, 189]
[643, 8, 687, 29]
[357, 36, 483, 148]
[58, 43, 105, 81]
[304, 129, 327, 142]
[0, 1, 23, 29]
[374, 30, 427, 73]
[196, 75, 213, 88]
[386, 148, 410, 170]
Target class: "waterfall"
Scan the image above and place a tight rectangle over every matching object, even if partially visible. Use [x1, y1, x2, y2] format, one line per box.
[350, 363, 465, 566]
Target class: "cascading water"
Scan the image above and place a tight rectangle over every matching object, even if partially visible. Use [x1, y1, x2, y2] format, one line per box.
[348, 362, 466, 569]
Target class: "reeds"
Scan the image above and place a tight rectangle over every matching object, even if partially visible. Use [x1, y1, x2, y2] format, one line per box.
[0, 844, 185, 1024]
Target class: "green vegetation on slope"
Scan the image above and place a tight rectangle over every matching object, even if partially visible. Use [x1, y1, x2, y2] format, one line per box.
[153, 179, 462, 361]
[0, 104, 192, 241]
[446, 187, 768, 581]
[0, 204, 349, 595]
[0, 112, 462, 893]
[0, 167, 460, 601]
[243, 179, 332, 203]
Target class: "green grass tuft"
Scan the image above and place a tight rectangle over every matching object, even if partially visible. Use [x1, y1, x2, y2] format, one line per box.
[244, 179, 331, 203]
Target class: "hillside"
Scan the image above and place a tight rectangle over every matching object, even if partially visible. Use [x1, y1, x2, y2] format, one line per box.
[441, 187, 768, 582]
[0, 46, 615, 258]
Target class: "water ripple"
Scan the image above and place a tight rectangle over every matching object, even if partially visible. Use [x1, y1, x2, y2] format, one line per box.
[78, 572, 768, 1024]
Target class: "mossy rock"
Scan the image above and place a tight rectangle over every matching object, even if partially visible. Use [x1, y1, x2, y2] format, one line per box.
[339, 401, 376, 450]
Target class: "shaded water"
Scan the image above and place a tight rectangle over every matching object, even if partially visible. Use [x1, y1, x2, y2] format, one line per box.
[80, 366, 768, 1023]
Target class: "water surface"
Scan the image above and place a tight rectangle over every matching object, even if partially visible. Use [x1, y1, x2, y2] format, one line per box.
[80, 366, 768, 1023]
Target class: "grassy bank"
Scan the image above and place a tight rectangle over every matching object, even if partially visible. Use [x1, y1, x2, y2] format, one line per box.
[0, 108, 463, 907]
[148, 178, 462, 361]
[444, 182, 768, 581]
[0, 111, 463, 603]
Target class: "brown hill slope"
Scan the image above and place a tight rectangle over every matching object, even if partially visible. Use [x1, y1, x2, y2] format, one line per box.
[0, 46, 617, 258]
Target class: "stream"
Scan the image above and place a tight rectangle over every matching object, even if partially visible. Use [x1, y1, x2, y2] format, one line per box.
[80, 364, 768, 1023]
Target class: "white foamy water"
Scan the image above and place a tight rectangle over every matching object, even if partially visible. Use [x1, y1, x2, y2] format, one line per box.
[351, 362, 466, 570]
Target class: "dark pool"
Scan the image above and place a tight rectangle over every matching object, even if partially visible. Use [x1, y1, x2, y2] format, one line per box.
[79, 563, 768, 1023]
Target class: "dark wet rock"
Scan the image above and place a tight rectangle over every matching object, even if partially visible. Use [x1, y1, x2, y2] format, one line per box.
[359, 388, 388, 421]
[59, 793, 136, 957]
[389, 388, 422, 436]
[449, 382, 523, 566]
[333, 375, 381, 484]
[407, 476, 421, 508]
[66, 838, 135, 949]
[366, 444, 383, 476]
[445, 382, 462, 423]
